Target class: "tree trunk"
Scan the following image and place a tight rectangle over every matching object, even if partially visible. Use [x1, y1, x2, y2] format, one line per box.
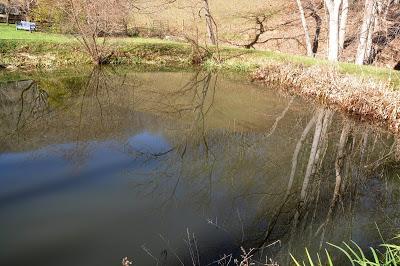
[339, 0, 349, 52]
[5, 0, 10, 25]
[327, 9, 340, 61]
[365, 15, 376, 63]
[310, 7, 322, 54]
[325, 0, 343, 61]
[203, 0, 216, 45]
[355, 0, 376, 65]
[295, 0, 314, 56]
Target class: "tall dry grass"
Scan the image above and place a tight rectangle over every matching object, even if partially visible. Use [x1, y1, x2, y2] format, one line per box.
[252, 63, 400, 134]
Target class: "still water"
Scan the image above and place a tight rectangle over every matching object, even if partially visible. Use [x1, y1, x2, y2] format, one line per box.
[1, 67, 400, 265]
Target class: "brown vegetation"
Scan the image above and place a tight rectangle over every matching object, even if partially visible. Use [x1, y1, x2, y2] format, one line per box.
[252, 63, 400, 134]
[53, 0, 135, 64]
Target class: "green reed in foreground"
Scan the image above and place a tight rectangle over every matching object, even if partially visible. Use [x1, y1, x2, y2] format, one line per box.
[291, 237, 400, 266]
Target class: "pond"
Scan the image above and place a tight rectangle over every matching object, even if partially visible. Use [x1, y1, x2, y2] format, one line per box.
[1, 67, 400, 266]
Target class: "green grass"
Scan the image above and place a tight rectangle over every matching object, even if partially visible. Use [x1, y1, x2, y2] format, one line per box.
[0, 23, 399, 87]
[0, 24, 72, 42]
[292, 237, 400, 266]
[232, 48, 400, 86]
[0, 24, 183, 45]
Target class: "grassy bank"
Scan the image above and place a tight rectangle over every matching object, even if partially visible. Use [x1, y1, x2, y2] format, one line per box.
[0, 24, 195, 68]
[1, 24, 399, 84]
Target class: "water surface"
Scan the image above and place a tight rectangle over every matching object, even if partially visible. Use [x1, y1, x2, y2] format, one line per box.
[1, 68, 400, 265]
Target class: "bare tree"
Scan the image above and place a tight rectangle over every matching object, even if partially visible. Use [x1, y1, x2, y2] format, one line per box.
[234, 10, 303, 50]
[55, 0, 133, 64]
[244, 14, 269, 49]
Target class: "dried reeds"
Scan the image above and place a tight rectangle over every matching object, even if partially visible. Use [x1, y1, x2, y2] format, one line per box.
[252, 63, 400, 134]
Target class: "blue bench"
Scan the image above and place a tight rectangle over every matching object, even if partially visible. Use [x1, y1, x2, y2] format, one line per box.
[16, 21, 36, 32]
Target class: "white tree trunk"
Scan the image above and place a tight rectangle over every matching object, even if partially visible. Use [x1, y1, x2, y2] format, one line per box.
[295, 0, 314, 56]
[327, 8, 340, 61]
[355, 0, 376, 65]
[339, 0, 349, 52]
[325, 0, 343, 61]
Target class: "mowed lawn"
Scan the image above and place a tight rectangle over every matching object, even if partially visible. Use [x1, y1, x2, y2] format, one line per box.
[0, 24, 179, 45]
[0, 24, 72, 42]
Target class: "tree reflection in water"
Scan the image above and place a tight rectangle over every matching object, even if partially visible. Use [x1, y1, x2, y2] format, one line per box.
[1, 68, 400, 265]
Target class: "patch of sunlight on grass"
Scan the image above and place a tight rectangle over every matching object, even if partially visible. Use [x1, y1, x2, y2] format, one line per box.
[0, 24, 171, 45]
[0, 24, 72, 42]
[339, 62, 400, 88]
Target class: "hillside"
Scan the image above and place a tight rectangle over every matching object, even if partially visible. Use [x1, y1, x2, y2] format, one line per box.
[133, 0, 399, 69]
